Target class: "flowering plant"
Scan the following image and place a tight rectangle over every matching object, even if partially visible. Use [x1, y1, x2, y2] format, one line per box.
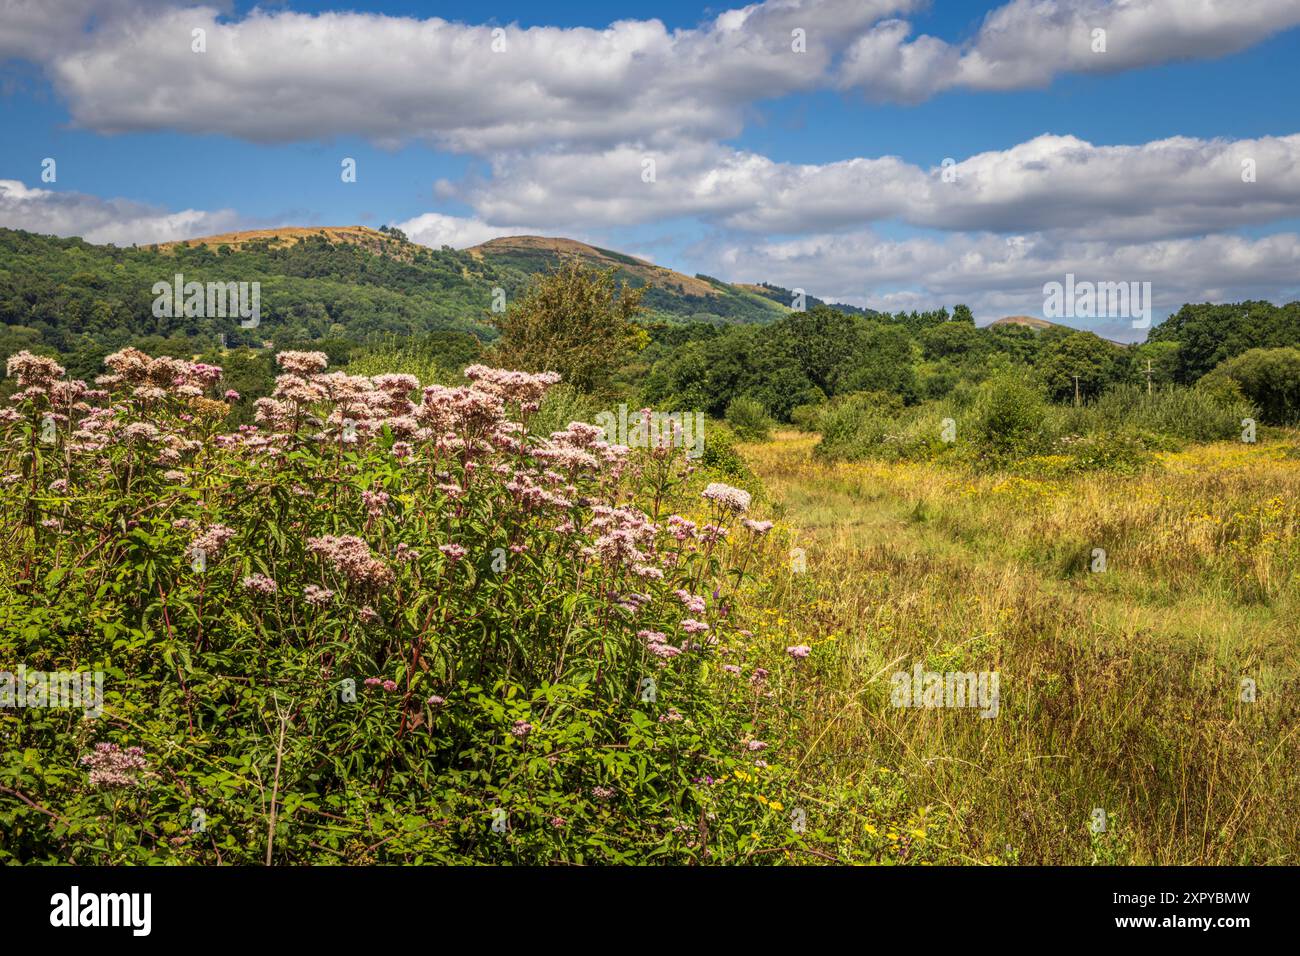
[0, 348, 832, 864]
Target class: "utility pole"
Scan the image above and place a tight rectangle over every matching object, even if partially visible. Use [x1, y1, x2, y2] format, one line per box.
[1144, 358, 1154, 395]
[1073, 374, 1081, 407]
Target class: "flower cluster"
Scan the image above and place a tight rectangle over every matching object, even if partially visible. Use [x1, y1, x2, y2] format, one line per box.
[306, 535, 395, 589]
[701, 482, 752, 514]
[80, 743, 149, 789]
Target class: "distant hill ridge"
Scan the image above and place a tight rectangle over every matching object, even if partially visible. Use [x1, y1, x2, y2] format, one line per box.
[157, 225, 425, 261]
[990, 313, 1126, 345]
[466, 235, 722, 299]
[159, 227, 876, 321]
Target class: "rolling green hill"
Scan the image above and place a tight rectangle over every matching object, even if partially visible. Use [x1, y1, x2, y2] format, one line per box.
[465, 235, 791, 325]
[0, 227, 795, 378]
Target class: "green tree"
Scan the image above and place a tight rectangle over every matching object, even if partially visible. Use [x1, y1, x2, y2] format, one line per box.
[838, 322, 919, 403]
[1036, 330, 1124, 403]
[780, 305, 859, 395]
[920, 319, 985, 361]
[1199, 347, 1300, 424]
[490, 263, 646, 393]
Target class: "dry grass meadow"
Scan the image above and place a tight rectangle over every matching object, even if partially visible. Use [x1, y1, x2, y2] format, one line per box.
[733, 429, 1300, 864]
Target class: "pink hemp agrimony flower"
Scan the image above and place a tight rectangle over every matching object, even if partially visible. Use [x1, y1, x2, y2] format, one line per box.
[275, 351, 329, 375]
[188, 524, 235, 561]
[786, 645, 811, 660]
[80, 743, 148, 789]
[701, 482, 751, 514]
[306, 535, 394, 588]
[673, 589, 707, 615]
[303, 585, 334, 608]
[240, 573, 279, 596]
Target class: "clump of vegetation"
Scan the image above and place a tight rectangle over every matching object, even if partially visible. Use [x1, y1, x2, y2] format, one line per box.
[724, 396, 773, 442]
[0, 346, 897, 864]
[815, 374, 1254, 474]
[1199, 347, 1300, 425]
[489, 262, 647, 394]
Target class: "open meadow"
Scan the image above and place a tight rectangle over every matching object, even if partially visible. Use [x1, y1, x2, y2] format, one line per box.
[734, 429, 1300, 864]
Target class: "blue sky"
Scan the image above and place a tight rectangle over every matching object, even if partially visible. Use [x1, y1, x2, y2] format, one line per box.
[3, 0, 1300, 339]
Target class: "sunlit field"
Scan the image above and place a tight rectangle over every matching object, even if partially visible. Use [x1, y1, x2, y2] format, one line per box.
[733, 430, 1300, 864]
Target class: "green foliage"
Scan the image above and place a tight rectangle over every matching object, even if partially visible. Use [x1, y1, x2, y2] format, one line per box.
[490, 262, 647, 394]
[1089, 383, 1253, 442]
[724, 397, 773, 442]
[1035, 329, 1127, 403]
[345, 332, 485, 387]
[1147, 300, 1300, 383]
[0, 228, 501, 369]
[527, 383, 604, 438]
[816, 392, 892, 459]
[0, 349, 826, 865]
[968, 373, 1050, 466]
[698, 423, 760, 486]
[789, 403, 825, 432]
[1199, 347, 1300, 425]
[815, 379, 1253, 474]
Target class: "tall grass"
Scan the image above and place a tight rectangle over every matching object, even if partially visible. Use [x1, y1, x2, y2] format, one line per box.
[345, 341, 460, 385]
[736, 430, 1300, 864]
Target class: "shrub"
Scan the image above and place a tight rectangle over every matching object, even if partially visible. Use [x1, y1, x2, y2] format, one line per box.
[1090, 383, 1253, 443]
[1046, 429, 1157, 475]
[1199, 347, 1300, 425]
[814, 391, 900, 460]
[724, 397, 773, 442]
[489, 262, 647, 393]
[698, 422, 760, 487]
[789, 403, 825, 432]
[968, 373, 1049, 467]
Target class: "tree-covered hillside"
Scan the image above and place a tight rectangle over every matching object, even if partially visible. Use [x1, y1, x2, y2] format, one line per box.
[0, 227, 791, 381]
[0, 227, 505, 373]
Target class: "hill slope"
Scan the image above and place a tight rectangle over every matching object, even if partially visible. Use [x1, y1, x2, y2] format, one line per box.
[990, 314, 1057, 331]
[0, 226, 807, 377]
[157, 225, 419, 259]
[467, 235, 790, 325]
[990, 313, 1126, 345]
